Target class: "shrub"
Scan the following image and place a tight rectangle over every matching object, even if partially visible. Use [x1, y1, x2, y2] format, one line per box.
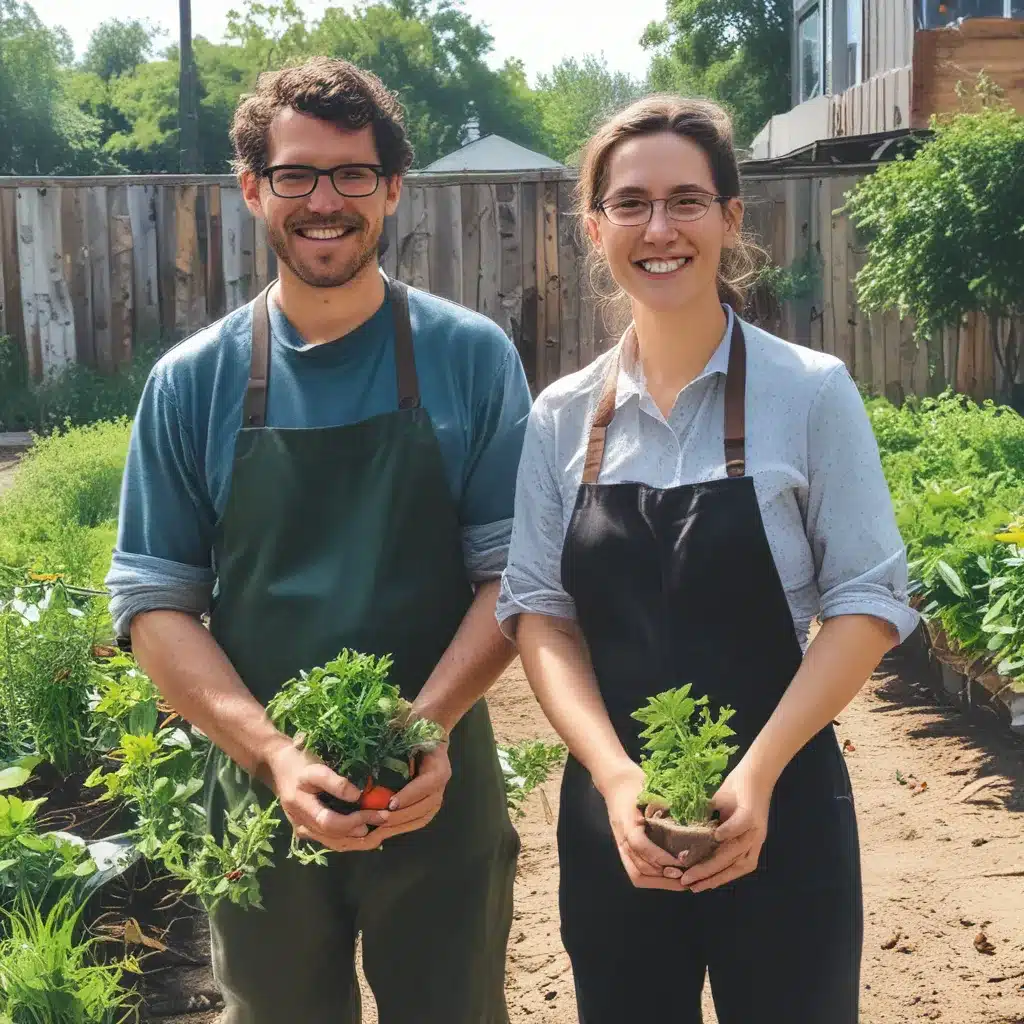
[0, 420, 131, 585]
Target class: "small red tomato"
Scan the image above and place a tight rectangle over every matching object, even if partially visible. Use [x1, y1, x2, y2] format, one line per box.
[225, 869, 244, 882]
[359, 785, 396, 810]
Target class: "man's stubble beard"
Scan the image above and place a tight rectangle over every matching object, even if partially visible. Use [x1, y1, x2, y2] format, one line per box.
[266, 219, 381, 290]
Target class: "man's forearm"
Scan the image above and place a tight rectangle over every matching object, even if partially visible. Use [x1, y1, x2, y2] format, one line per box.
[411, 580, 516, 733]
[130, 610, 291, 786]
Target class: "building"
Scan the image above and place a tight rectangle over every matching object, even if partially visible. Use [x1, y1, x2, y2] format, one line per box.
[751, 3, 1024, 162]
[418, 134, 564, 174]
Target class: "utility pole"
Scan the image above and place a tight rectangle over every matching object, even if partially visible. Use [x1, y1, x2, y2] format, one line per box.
[178, 0, 200, 173]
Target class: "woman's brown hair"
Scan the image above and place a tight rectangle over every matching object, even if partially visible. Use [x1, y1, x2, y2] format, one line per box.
[575, 94, 762, 317]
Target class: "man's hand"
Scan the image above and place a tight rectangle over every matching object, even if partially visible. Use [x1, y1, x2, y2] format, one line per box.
[265, 740, 389, 853]
[371, 743, 452, 839]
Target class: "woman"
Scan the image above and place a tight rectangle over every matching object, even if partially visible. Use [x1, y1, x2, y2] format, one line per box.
[496, 96, 919, 1023]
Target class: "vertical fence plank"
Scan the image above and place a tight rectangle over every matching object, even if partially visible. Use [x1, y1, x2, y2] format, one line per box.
[127, 185, 161, 346]
[538, 180, 561, 390]
[222, 187, 252, 313]
[157, 187, 177, 339]
[817, 178, 834, 357]
[557, 180, 580, 377]
[519, 182, 539, 391]
[405, 186, 430, 292]
[85, 186, 113, 372]
[61, 186, 92, 369]
[496, 182, 522, 346]
[205, 185, 225, 323]
[174, 184, 205, 336]
[477, 185, 500, 325]
[109, 185, 135, 367]
[829, 178, 852, 372]
[0, 189, 23, 357]
[459, 184, 480, 311]
[253, 217, 271, 295]
[381, 212, 399, 280]
[427, 185, 462, 305]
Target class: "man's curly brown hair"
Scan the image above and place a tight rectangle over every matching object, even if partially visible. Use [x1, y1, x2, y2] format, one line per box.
[230, 57, 415, 179]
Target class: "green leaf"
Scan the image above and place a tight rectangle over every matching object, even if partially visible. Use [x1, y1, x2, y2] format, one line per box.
[936, 560, 969, 598]
[0, 767, 31, 791]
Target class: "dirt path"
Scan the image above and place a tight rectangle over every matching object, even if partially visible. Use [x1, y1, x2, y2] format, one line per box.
[0, 449, 20, 496]
[146, 649, 1024, 1024]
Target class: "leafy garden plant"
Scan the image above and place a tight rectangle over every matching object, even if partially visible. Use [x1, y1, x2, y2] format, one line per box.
[266, 649, 446, 809]
[632, 685, 738, 827]
[498, 740, 566, 819]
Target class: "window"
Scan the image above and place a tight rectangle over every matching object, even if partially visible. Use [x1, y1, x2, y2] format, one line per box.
[847, 0, 863, 86]
[916, 0, 1020, 26]
[798, 5, 823, 102]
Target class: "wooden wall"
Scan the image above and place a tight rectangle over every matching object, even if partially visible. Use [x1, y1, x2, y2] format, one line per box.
[0, 170, 604, 396]
[743, 171, 1013, 404]
[864, 0, 915, 80]
[0, 167, 1015, 403]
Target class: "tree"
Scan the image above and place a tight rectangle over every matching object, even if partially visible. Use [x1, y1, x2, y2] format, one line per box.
[81, 18, 158, 81]
[844, 77, 1024, 404]
[642, 0, 790, 147]
[0, 0, 108, 173]
[534, 55, 645, 164]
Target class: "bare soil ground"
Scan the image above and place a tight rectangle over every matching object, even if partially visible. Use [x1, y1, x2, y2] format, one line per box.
[144, 647, 1024, 1024]
[0, 449, 20, 496]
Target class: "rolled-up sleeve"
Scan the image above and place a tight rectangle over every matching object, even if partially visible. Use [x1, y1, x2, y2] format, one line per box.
[105, 375, 216, 640]
[805, 365, 920, 642]
[496, 397, 576, 639]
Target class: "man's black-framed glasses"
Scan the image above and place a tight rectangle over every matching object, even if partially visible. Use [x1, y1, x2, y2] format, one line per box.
[263, 163, 385, 199]
[597, 192, 732, 227]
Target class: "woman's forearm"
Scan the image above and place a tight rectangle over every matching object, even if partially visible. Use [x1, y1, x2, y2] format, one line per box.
[742, 614, 897, 786]
[516, 612, 635, 794]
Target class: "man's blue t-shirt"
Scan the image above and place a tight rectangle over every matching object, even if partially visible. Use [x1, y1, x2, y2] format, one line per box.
[106, 280, 533, 638]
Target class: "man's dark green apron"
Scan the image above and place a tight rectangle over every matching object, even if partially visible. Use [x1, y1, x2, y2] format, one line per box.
[203, 278, 519, 1024]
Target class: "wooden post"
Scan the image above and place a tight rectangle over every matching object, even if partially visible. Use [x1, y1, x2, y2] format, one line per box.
[178, 0, 201, 174]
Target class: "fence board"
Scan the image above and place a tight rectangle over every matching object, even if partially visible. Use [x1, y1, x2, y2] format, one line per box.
[426, 185, 461, 305]
[0, 190, 21, 353]
[477, 185, 500, 325]
[83, 187, 112, 372]
[222, 188, 251, 315]
[519, 182, 539, 390]
[205, 186, 225, 322]
[557, 180, 580, 377]
[109, 185, 134, 367]
[496, 182, 522, 347]
[127, 186, 161, 344]
[538, 180, 561, 388]
[61, 186, 91, 368]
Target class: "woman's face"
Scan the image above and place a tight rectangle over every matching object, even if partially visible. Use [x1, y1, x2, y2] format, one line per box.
[587, 131, 743, 315]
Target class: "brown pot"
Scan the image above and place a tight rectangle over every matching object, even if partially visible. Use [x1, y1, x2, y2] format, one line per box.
[643, 805, 719, 869]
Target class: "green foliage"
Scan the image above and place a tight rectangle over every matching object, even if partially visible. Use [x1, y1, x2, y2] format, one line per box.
[642, 0, 790, 147]
[0, 336, 162, 436]
[88, 654, 159, 753]
[632, 685, 738, 825]
[0, 578, 104, 775]
[0, 792, 97, 916]
[85, 726, 278, 913]
[534, 56, 645, 164]
[0, 419, 131, 585]
[497, 740, 566, 818]
[869, 391, 1024, 683]
[0, 0, 112, 174]
[267, 649, 445, 791]
[844, 78, 1024, 394]
[0, 895, 140, 1024]
[80, 18, 159, 82]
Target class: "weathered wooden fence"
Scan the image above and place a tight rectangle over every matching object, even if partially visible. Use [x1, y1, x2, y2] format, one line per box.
[0, 169, 599, 396]
[0, 167, 1013, 401]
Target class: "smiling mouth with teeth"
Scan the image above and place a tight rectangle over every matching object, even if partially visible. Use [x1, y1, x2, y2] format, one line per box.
[295, 225, 353, 241]
[636, 256, 693, 275]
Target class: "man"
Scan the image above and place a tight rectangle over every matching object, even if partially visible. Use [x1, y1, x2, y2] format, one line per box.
[106, 57, 531, 1023]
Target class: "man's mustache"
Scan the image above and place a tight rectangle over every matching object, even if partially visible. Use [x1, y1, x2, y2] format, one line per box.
[287, 214, 366, 232]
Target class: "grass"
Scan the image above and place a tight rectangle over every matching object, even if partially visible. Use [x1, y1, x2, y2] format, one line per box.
[0, 420, 131, 587]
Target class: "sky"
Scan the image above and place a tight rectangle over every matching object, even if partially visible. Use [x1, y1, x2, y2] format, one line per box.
[30, 0, 668, 84]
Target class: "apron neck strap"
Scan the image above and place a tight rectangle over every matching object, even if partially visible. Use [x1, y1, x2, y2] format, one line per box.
[243, 276, 420, 428]
[581, 313, 747, 485]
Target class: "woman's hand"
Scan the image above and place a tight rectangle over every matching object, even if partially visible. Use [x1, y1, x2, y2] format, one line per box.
[600, 763, 686, 890]
[678, 759, 773, 893]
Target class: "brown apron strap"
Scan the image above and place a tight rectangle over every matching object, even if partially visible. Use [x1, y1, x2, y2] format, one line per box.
[243, 284, 274, 428]
[724, 315, 746, 478]
[243, 278, 420, 428]
[580, 315, 747, 485]
[389, 278, 420, 410]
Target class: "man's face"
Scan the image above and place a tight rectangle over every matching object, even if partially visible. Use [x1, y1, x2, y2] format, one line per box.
[241, 109, 402, 289]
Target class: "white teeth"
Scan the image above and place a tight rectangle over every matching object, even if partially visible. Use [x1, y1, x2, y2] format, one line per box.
[640, 257, 691, 274]
[300, 227, 347, 240]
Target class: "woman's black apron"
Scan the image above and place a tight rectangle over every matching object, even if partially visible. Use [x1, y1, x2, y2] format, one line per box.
[557, 316, 863, 1024]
